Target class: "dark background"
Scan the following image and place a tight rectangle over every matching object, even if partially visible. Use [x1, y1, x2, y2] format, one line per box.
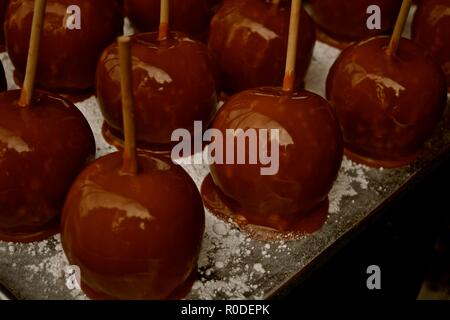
[284, 153, 450, 300]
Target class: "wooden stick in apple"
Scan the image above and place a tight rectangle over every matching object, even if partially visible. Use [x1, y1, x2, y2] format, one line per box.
[386, 0, 412, 57]
[18, 0, 47, 107]
[159, 0, 170, 40]
[283, 0, 301, 92]
[118, 36, 138, 175]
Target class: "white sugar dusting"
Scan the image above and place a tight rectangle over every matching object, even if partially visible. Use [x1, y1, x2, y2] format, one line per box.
[1, 235, 86, 300]
[253, 263, 266, 274]
[329, 158, 370, 214]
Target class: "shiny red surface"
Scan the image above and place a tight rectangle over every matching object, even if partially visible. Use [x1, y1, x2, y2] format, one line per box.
[208, 0, 315, 93]
[0, 90, 95, 242]
[327, 36, 447, 168]
[5, 0, 123, 92]
[61, 152, 205, 300]
[308, 0, 402, 42]
[412, 0, 450, 91]
[96, 31, 218, 148]
[203, 88, 343, 235]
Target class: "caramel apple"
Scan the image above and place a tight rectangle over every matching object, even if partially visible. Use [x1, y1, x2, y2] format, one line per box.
[62, 37, 205, 300]
[124, 0, 217, 40]
[308, 0, 402, 47]
[326, 37, 447, 167]
[412, 0, 450, 91]
[96, 32, 218, 150]
[0, 0, 95, 242]
[61, 151, 205, 299]
[202, 0, 343, 239]
[5, 0, 123, 93]
[208, 0, 315, 93]
[327, 1, 447, 168]
[202, 88, 343, 238]
[0, 90, 95, 242]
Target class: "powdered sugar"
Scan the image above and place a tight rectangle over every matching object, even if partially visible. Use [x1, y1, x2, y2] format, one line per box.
[329, 159, 369, 214]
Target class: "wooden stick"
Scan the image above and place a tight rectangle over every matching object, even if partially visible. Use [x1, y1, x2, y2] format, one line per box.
[18, 0, 47, 107]
[282, 0, 301, 92]
[159, 0, 170, 40]
[118, 36, 138, 175]
[386, 0, 412, 57]
[272, 0, 281, 5]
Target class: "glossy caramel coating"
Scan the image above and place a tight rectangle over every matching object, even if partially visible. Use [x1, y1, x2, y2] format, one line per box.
[208, 0, 315, 93]
[203, 88, 343, 237]
[61, 152, 205, 300]
[5, 0, 123, 92]
[327, 36, 447, 168]
[412, 0, 450, 91]
[308, 0, 402, 43]
[124, 0, 218, 41]
[96, 32, 218, 148]
[0, 90, 95, 242]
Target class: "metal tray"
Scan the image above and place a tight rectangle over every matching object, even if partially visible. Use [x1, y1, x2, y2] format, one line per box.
[1, 11, 449, 300]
